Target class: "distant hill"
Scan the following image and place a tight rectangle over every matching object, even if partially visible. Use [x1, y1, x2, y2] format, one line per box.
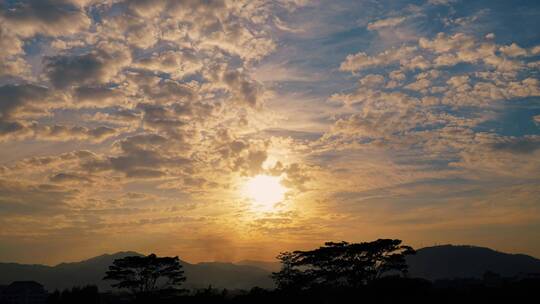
[0, 252, 273, 291]
[2, 245, 539, 292]
[236, 260, 281, 273]
[407, 245, 540, 280]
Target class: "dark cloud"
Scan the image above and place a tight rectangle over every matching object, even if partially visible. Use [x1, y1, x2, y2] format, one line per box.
[136, 103, 187, 131]
[489, 136, 540, 154]
[222, 70, 264, 107]
[214, 137, 270, 176]
[232, 149, 268, 176]
[0, 0, 90, 37]
[32, 124, 118, 141]
[128, 74, 198, 104]
[0, 84, 49, 120]
[74, 86, 123, 105]
[0, 121, 119, 142]
[271, 162, 311, 190]
[81, 133, 191, 178]
[0, 84, 62, 140]
[50, 172, 92, 183]
[124, 168, 166, 178]
[45, 48, 130, 89]
[0, 121, 25, 136]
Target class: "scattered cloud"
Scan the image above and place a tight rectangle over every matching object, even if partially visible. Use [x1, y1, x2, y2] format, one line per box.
[1, 0, 539, 264]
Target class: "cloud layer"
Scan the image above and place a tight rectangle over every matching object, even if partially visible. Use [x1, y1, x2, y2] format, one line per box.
[1, 0, 539, 264]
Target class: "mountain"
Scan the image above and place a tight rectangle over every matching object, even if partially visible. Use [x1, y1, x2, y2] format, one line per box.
[0, 252, 141, 292]
[2, 245, 540, 292]
[0, 252, 273, 291]
[235, 260, 281, 273]
[407, 245, 540, 280]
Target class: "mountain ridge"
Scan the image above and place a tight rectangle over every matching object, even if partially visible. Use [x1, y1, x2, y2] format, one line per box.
[406, 244, 540, 280]
[2, 245, 540, 291]
[0, 251, 274, 291]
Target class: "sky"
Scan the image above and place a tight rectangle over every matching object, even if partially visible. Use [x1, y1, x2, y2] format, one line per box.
[0, 0, 539, 265]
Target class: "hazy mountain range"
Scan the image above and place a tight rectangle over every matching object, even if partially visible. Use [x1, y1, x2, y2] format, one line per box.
[406, 245, 540, 281]
[1, 245, 539, 291]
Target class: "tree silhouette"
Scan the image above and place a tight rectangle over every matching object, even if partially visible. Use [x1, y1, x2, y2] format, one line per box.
[271, 251, 312, 291]
[272, 239, 415, 290]
[103, 253, 186, 298]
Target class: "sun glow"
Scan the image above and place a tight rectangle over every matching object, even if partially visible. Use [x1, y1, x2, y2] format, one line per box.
[243, 175, 286, 206]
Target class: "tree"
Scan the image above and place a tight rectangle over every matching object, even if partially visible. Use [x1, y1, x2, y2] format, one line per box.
[103, 253, 186, 298]
[271, 252, 312, 291]
[272, 239, 415, 290]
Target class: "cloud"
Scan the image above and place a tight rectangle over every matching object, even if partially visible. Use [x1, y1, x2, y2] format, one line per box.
[216, 137, 270, 176]
[129, 75, 198, 105]
[328, 17, 540, 196]
[73, 86, 125, 106]
[0, 178, 75, 215]
[0, 57, 31, 79]
[534, 115, 540, 125]
[367, 17, 407, 31]
[222, 69, 265, 107]
[499, 43, 528, 58]
[0, 26, 23, 59]
[45, 46, 131, 89]
[428, 0, 456, 5]
[359, 74, 385, 87]
[49, 172, 93, 184]
[0, 0, 539, 263]
[33, 124, 119, 141]
[0, 121, 26, 138]
[0, 84, 51, 121]
[419, 32, 474, 52]
[488, 136, 540, 155]
[0, 84, 123, 142]
[0, 0, 91, 37]
[341, 32, 539, 75]
[0, 122, 120, 142]
[404, 78, 431, 91]
[339, 46, 417, 72]
[133, 50, 202, 79]
[80, 133, 192, 179]
[531, 45, 540, 56]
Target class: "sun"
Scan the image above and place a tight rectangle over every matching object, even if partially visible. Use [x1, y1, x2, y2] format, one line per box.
[242, 175, 286, 206]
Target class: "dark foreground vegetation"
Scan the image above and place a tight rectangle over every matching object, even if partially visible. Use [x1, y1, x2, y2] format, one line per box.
[3, 239, 539, 304]
[46, 276, 540, 304]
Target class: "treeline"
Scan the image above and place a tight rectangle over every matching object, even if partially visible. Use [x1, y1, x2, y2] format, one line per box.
[47, 277, 540, 304]
[45, 239, 540, 304]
